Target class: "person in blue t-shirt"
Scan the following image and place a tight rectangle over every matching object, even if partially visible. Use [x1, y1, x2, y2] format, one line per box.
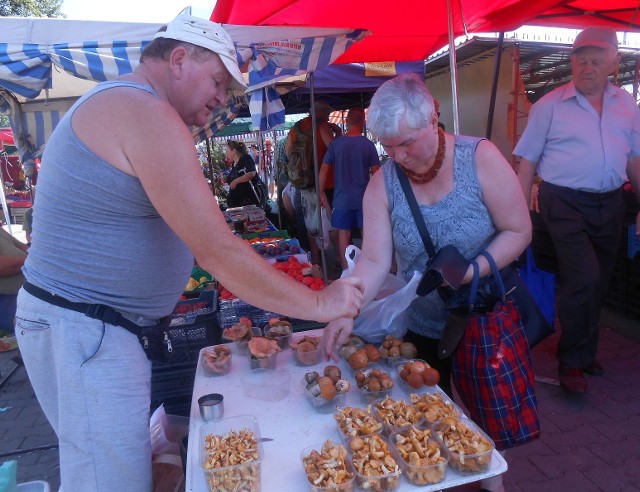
[320, 107, 380, 269]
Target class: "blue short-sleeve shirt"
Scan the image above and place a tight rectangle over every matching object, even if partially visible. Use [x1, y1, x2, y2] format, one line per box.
[513, 81, 640, 192]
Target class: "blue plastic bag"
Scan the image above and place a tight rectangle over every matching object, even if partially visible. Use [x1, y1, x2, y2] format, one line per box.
[519, 246, 555, 326]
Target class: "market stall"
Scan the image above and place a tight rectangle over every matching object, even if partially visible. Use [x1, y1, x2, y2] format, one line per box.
[185, 329, 507, 491]
[0, 15, 368, 177]
[151, 208, 324, 416]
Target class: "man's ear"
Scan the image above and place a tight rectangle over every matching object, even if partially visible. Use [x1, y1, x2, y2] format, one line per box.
[169, 46, 188, 78]
[613, 52, 621, 73]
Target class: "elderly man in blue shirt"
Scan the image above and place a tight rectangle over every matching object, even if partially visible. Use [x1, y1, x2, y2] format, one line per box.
[514, 26, 640, 395]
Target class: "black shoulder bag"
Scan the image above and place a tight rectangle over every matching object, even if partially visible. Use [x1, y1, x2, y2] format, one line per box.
[395, 163, 471, 359]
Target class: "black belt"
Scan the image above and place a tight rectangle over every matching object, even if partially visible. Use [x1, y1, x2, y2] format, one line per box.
[542, 181, 622, 201]
[22, 281, 169, 335]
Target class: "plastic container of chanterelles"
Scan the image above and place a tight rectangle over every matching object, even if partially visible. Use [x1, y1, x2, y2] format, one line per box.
[346, 434, 402, 492]
[300, 440, 355, 492]
[432, 416, 495, 475]
[200, 415, 264, 492]
[407, 392, 462, 425]
[371, 395, 424, 437]
[333, 405, 384, 442]
[389, 425, 450, 486]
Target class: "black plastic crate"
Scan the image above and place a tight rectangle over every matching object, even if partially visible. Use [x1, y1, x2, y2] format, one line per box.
[172, 289, 217, 318]
[218, 298, 281, 330]
[153, 312, 220, 369]
[151, 363, 196, 403]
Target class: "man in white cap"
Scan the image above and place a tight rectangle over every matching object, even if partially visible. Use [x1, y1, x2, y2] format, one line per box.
[514, 26, 640, 395]
[15, 14, 363, 491]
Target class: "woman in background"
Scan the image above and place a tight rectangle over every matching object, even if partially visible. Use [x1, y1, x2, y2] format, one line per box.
[225, 140, 264, 207]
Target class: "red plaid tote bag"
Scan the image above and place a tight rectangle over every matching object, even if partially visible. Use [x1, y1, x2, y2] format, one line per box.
[451, 251, 540, 450]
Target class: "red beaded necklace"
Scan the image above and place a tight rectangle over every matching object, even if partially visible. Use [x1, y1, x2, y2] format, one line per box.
[399, 127, 446, 185]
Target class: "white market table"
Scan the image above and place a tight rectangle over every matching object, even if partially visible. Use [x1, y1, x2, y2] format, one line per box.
[185, 329, 507, 492]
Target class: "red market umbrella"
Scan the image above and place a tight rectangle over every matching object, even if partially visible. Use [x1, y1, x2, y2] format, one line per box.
[211, 0, 563, 64]
[530, 1, 640, 31]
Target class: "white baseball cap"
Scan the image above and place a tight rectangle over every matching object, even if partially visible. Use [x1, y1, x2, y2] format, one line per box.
[154, 14, 246, 90]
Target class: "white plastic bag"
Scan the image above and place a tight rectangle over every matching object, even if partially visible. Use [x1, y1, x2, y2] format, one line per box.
[341, 245, 421, 343]
[300, 189, 332, 250]
[318, 206, 331, 250]
[150, 404, 188, 457]
[150, 405, 177, 456]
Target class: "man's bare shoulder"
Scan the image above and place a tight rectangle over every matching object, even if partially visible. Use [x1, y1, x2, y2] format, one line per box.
[91, 85, 177, 123]
[72, 84, 191, 174]
[83, 85, 188, 141]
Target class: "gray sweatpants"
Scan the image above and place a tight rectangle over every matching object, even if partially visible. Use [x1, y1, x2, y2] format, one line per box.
[15, 289, 153, 492]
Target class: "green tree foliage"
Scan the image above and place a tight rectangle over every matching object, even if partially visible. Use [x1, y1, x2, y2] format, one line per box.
[0, 0, 64, 18]
[0, 114, 9, 128]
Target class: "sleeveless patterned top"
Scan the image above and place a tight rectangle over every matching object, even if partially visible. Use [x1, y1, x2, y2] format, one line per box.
[383, 134, 496, 338]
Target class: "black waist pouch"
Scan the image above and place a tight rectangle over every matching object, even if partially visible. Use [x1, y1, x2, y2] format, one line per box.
[136, 319, 174, 363]
[23, 282, 174, 363]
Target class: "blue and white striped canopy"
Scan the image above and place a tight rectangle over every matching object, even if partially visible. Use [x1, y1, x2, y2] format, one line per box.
[0, 16, 367, 169]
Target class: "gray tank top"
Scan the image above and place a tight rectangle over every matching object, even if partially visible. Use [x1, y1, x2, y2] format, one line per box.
[23, 81, 193, 319]
[384, 134, 496, 339]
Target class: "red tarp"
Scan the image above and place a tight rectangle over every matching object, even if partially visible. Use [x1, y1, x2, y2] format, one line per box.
[211, 0, 563, 63]
[531, 1, 640, 31]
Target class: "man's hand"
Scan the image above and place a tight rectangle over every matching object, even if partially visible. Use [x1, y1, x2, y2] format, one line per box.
[314, 276, 364, 322]
[319, 192, 328, 208]
[321, 317, 355, 362]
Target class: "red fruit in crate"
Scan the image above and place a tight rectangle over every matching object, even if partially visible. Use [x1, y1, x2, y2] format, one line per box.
[422, 368, 440, 387]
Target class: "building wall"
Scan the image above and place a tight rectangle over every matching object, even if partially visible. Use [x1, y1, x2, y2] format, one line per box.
[425, 46, 530, 165]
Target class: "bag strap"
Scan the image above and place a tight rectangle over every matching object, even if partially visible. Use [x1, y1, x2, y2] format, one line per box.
[394, 162, 437, 257]
[478, 250, 506, 299]
[468, 260, 480, 310]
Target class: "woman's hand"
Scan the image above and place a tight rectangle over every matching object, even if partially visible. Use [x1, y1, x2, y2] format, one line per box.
[321, 317, 355, 362]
